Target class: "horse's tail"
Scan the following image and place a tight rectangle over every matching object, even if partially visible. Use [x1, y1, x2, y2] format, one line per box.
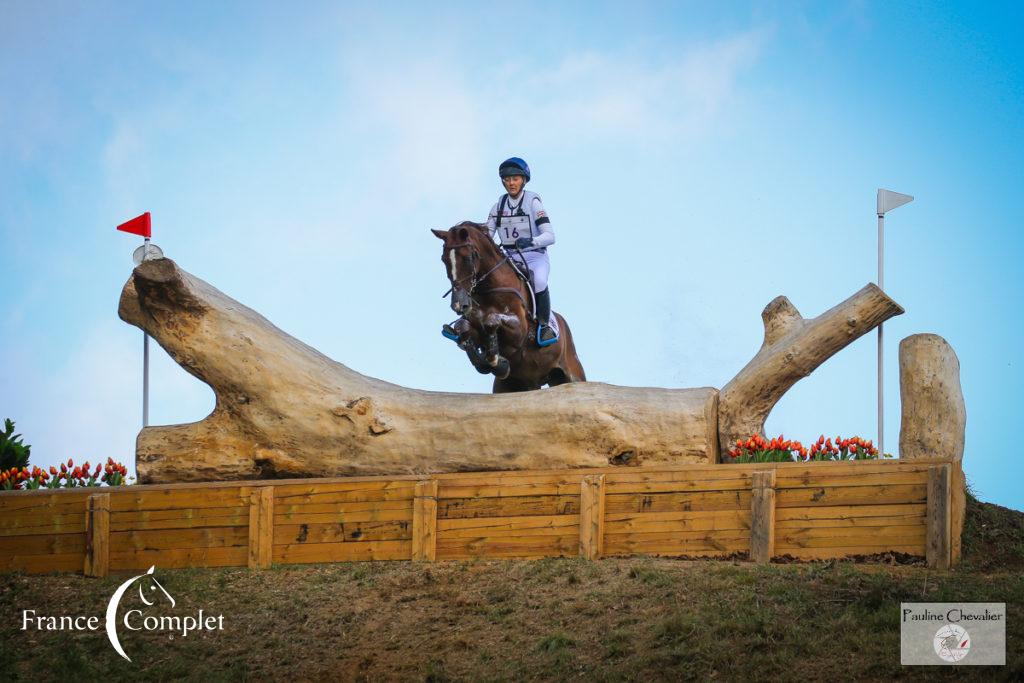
[551, 313, 586, 384]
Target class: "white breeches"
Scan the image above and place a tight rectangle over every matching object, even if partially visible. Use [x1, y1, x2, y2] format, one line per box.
[509, 250, 550, 292]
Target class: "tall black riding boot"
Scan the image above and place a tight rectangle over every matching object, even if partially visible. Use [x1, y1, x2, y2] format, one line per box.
[535, 288, 557, 346]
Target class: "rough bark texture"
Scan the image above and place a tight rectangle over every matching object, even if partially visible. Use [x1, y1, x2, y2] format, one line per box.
[899, 334, 966, 461]
[717, 284, 905, 456]
[120, 259, 719, 483]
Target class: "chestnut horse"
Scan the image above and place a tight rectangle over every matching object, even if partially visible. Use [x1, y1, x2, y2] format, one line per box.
[432, 221, 586, 392]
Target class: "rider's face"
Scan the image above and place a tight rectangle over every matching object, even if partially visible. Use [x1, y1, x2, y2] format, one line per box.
[502, 175, 525, 197]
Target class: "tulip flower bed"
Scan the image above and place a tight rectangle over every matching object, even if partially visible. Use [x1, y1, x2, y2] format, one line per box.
[724, 434, 885, 463]
[0, 458, 128, 491]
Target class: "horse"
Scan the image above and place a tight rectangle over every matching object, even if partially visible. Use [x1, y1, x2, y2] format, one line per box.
[432, 221, 586, 392]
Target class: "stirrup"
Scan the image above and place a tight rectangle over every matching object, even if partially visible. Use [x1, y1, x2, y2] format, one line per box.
[441, 321, 462, 342]
[537, 323, 558, 347]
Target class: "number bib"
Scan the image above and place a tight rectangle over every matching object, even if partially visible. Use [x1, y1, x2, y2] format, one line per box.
[496, 214, 532, 246]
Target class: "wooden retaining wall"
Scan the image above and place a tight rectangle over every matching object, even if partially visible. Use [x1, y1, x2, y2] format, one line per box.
[0, 458, 965, 576]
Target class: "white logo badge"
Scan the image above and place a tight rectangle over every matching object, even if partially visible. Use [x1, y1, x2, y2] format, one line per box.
[106, 565, 175, 661]
[933, 623, 970, 663]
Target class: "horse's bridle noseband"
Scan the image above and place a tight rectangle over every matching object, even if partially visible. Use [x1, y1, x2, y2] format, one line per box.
[441, 241, 507, 301]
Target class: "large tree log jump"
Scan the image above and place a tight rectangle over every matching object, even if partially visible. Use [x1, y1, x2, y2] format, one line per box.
[119, 259, 903, 483]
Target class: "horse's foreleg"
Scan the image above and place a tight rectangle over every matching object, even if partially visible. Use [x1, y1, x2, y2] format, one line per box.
[482, 313, 514, 380]
[483, 330, 510, 379]
[458, 336, 494, 374]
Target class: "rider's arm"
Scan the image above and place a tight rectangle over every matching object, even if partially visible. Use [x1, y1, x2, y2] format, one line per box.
[485, 202, 499, 240]
[531, 196, 555, 248]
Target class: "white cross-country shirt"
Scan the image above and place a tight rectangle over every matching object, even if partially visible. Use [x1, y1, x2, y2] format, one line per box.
[485, 190, 556, 250]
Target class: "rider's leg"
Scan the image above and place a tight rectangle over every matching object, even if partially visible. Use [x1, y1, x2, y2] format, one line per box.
[535, 288, 557, 346]
[525, 251, 557, 346]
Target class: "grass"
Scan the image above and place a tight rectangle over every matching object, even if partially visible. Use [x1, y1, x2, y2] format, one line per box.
[0, 493, 1021, 681]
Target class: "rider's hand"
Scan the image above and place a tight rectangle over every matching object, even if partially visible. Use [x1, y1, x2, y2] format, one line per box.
[515, 237, 534, 250]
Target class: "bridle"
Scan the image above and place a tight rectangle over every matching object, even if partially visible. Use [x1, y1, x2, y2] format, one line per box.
[441, 241, 504, 297]
[440, 241, 531, 313]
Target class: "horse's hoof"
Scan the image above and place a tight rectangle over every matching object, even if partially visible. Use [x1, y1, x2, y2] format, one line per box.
[493, 359, 511, 380]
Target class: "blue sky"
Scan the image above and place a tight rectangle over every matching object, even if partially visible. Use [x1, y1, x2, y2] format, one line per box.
[2, 1, 1021, 510]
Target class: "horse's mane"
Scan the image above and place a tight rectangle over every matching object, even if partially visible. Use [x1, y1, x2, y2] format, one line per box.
[454, 221, 503, 261]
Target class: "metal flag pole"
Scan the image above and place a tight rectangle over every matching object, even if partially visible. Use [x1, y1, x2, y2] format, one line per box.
[875, 189, 913, 458]
[143, 237, 150, 428]
[119, 211, 160, 431]
[877, 212, 885, 458]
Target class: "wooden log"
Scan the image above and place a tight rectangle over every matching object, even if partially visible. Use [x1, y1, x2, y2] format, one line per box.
[775, 484, 926, 508]
[604, 532, 749, 556]
[718, 284, 904, 456]
[111, 546, 247, 571]
[579, 474, 605, 560]
[275, 499, 414, 516]
[0, 512, 87, 537]
[412, 480, 438, 562]
[273, 540, 411, 564]
[438, 495, 580, 519]
[776, 524, 925, 549]
[605, 490, 751, 514]
[110, 507, 249, 532]
[84, 493, 110, 578]
[273, 507, 413, 526]
[118, 258, 720, 483]
[2, 552, 88, 574]
[775, 513, 925, 530]
[436, 534, 579, 560]
[604, 510, 751, 534]
[113, 527, 248, 552]
[750, 471, 776, 564]
[926, 464, 951, 570]
[0, 533, 86, 555]
[248, 487, 274, 569]
[775, 503, 926, 522]
[274, 520, 411, 544]
[438, 515, 578, 537]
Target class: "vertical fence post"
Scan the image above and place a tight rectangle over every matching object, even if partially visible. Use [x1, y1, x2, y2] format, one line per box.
[248, 487, 274, 569]
[927, 464, 952, 570]
[84, 493, 110, 578]
[579, 474, 605, 560]
[412, 479, 438, 562]
[750, 470, 776, 564]
[950, 459, 966, 567]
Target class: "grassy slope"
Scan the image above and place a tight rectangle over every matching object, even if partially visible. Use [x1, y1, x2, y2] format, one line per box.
[0, 492, 1020, 682]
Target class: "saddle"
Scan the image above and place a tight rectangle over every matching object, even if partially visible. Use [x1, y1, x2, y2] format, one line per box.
[503, 250, 538, 321]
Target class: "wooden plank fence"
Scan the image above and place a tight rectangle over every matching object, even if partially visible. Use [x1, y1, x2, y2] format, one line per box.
[0, 458, 966, 576]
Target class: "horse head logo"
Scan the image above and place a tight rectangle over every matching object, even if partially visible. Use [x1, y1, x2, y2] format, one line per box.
[105, 565, 175, 662]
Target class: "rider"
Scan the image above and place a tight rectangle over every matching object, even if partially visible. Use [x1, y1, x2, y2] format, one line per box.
[442, 157, 559, 347]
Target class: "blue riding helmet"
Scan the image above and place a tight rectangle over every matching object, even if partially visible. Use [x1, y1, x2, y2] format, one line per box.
[498, 157, 531, 182]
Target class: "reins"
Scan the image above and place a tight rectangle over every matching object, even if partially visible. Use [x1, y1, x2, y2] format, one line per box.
[441, 240, 535, 318]
[440, 242, 509, 298]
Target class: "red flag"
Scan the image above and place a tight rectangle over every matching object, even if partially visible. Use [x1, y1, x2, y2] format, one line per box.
[117, 212, 151, 238]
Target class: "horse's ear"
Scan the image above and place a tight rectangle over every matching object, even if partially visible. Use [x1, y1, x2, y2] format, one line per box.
[457, 227, 470, 242]
[431, 229, 448, 240]
[471, 222, 489, 233]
